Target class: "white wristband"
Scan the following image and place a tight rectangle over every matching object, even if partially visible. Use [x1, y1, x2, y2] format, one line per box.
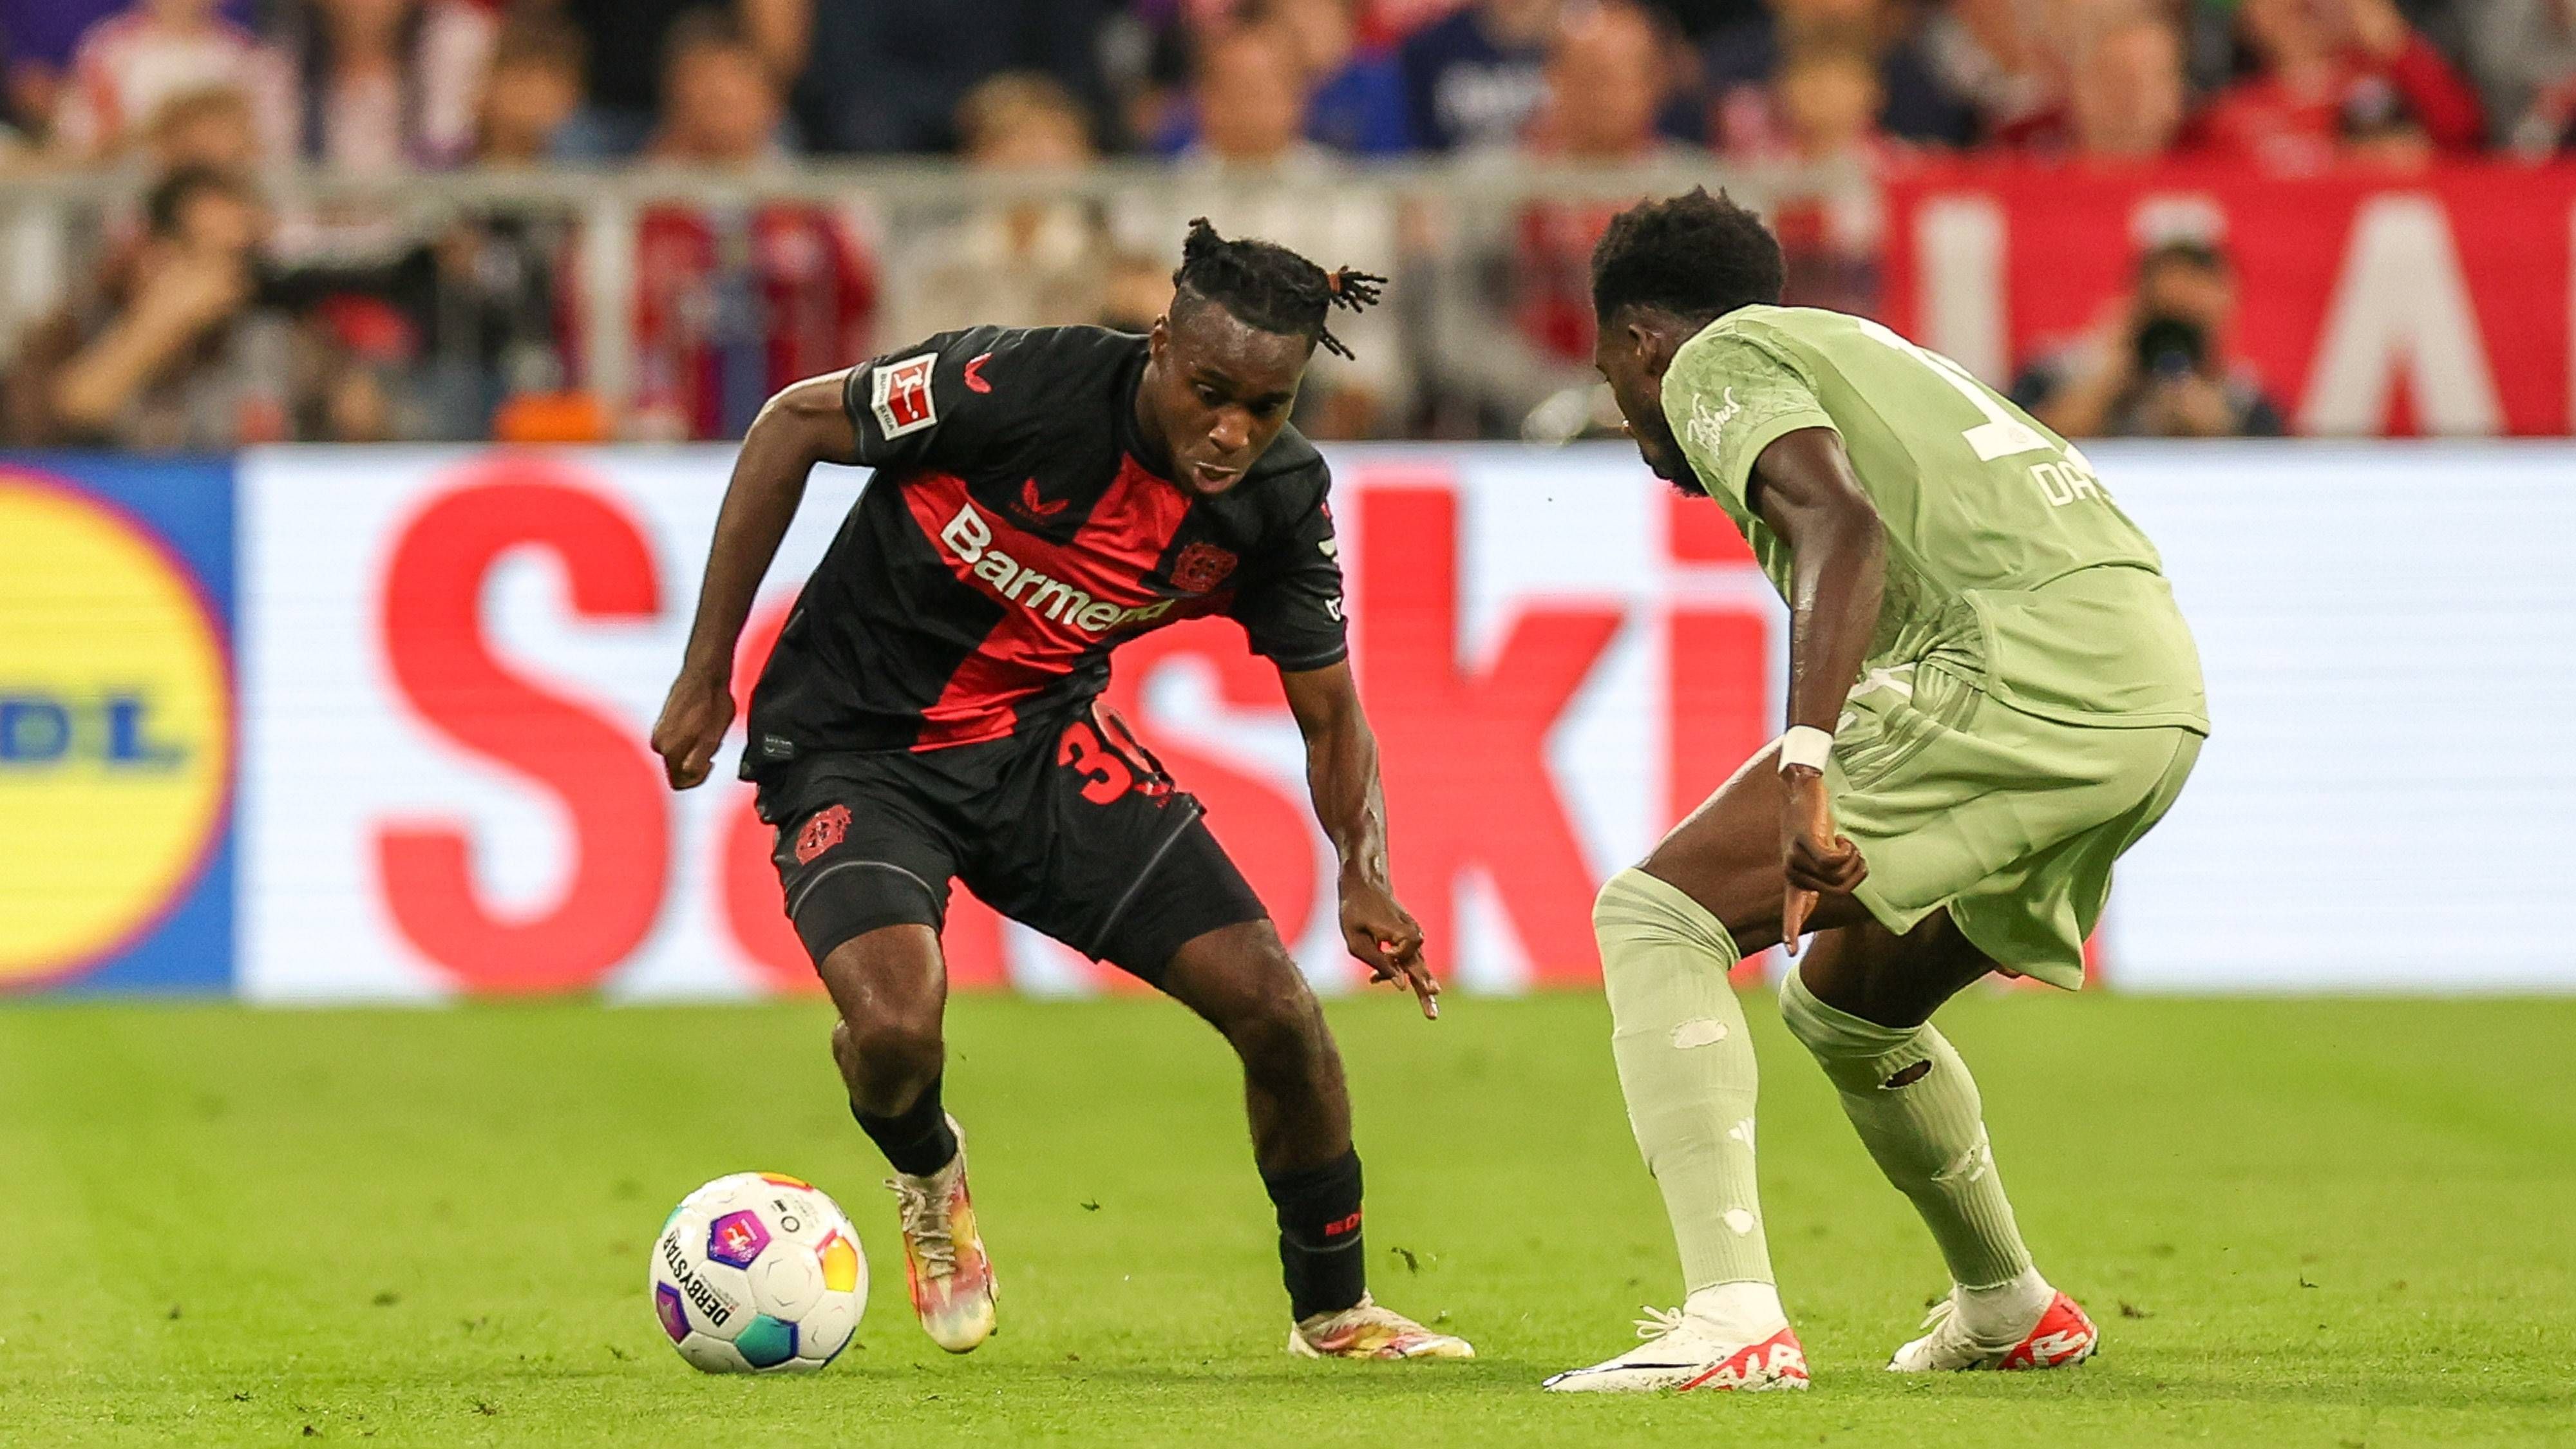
[1778, 725, 1833, 774]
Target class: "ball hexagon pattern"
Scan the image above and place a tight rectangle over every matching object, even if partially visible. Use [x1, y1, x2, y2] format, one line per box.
[647, 1173, 867, 1374]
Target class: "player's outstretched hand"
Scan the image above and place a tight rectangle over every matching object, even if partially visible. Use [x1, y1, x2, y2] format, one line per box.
[1341, 880, 1439, 1021]
[1780, 765, 1865, 954]
[650, 669, 735, 790]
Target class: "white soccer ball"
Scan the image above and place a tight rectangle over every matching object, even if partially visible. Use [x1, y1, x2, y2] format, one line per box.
[649, 1171, 867, 1373]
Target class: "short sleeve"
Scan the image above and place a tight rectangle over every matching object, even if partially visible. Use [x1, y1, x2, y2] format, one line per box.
[1228, 479, 1349, 673]
[840, 327, 1007, 471]
[1663, 330, 1838, 514]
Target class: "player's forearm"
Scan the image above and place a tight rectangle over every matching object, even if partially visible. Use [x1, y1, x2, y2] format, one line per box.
[1751, 428, 1887, 739]
[1781, 511, 1884, 736]
[1282, 663, 1395, 891]
[1307, 719, 1394, 891]
[676, 376, 852, 680]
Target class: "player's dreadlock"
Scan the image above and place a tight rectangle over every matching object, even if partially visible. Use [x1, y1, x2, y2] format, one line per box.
[1589, 187, 1783, 326]
[1171, 218, 1385, 361]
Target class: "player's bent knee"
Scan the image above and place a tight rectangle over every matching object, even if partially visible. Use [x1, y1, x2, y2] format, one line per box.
[1225, 973, 1325, 1065]
[1594, 867, 1738, 963]
[837, 1008, 943, 1082]
[1218, 962, 1327, 1068]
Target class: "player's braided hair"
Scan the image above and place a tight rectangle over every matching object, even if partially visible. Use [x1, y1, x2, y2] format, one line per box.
[1171, 217, 1385, 361]
[1590, 187, 1784, 325]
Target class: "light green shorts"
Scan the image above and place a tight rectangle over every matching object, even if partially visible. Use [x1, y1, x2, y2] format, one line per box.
[1825, 661, 2202, 991]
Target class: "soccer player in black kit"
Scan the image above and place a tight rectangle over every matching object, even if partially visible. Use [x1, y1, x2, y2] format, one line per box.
[649, 222, 1473, 1362]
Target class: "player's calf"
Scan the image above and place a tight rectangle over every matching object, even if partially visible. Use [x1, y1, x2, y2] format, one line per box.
[1159, 923, 1468, 1359]
[813, 925, 998, 1351]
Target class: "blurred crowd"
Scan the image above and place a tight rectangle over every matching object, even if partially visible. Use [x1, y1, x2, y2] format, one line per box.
[5, 0, 2553, 449]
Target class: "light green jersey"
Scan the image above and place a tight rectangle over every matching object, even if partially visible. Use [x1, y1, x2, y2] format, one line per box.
[1663, 305, 2208, 733]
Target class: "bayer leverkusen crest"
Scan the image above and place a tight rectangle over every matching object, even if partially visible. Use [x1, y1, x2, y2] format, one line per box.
[1170, 542, 1237, 594]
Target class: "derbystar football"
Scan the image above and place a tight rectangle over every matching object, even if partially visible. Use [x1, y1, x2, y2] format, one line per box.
[649, 1172, 866, 1372]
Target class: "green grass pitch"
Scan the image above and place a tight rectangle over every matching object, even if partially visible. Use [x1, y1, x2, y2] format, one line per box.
[3, 990, 2571, 1446]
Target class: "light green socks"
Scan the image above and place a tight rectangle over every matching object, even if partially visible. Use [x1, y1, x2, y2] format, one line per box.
[1777, 968, 2034, 1292]
[1595, 868, 1775, 1295]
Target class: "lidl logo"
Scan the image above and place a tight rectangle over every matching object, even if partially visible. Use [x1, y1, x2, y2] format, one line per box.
[0, 469, 232, 988]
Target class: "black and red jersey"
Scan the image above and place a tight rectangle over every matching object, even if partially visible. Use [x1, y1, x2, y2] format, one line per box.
[743, 325, 1348, 768]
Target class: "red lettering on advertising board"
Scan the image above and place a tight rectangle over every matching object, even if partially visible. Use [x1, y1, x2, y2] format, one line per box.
[374, 461, 667, 992]
[1354, 475, 1625, 982]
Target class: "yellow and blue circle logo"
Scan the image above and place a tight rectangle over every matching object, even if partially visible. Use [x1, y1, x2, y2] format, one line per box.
[0, 463, 234, 991]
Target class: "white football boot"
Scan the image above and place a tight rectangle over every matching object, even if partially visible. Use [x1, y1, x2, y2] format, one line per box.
[1888, 1286, 2099, 1372]
[1544, 1305, 1810, 1393]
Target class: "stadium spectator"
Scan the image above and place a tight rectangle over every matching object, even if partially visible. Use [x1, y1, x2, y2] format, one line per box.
[1775, 39, 1889, 163]
[51, 0, 293, 160]
[2201, 0, 2483, 170]
[647, 9, 795, 166]
[1, 0, 254, 144]
[372, 10, 593, 440]
[557, 0, 807, 156]
[279, 0, 497, 169]
[1397, 0, 1557, 151]
[140, 82, 260, 175]
[1987, 5, 2194, 159]
[470, 8, 584, 166]
[1766, 41, 1889, 313]
[2067, 8, 2193, 158]
[625, 12, 878, 439]
[1117, 21, 1402, 435]
[1423, 0, 1689, 433]
[1139, 0, 1415, 155]
[2011, 238, 2287, 439]
[791, 0, 1117, 155]
[1912, 0, 2087, 146]
[5, 166, 298, 448]
[1276, 0, 1414, 153]
[1707, 0, 1973, 151]
[886, 73, 1110, 343]
[2463, 0, 2576, 154]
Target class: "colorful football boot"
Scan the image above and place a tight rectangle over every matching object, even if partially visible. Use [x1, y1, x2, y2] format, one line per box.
[1288, 1294, 1475, 1360]
[885, 1115, 998, 1353]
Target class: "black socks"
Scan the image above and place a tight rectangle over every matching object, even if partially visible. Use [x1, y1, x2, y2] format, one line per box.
[1264, 1148, 1367, 1321]
[855, 1075, 958, 1178]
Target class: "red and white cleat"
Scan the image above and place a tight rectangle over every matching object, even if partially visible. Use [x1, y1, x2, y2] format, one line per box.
[1288, 1294, 1476, 1360]
[886, 1115, 999, 1354]
[1543, 1307, 1811, 1393]
[1888, 1289, 2099, 1373]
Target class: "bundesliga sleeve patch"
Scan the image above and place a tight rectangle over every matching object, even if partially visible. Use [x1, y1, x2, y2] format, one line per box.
[869, 353, 940, 439]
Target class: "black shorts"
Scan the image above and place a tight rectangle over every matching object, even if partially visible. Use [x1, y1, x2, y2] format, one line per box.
[752, 703, 1268, 984]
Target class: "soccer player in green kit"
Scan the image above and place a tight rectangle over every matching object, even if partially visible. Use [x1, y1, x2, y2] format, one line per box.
[1544, 191, 2209, 1393]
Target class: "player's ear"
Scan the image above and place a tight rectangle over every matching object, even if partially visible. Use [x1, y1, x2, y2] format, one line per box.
[1630, 317, 1673, 379]
[1148, 314, 1171, 363]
